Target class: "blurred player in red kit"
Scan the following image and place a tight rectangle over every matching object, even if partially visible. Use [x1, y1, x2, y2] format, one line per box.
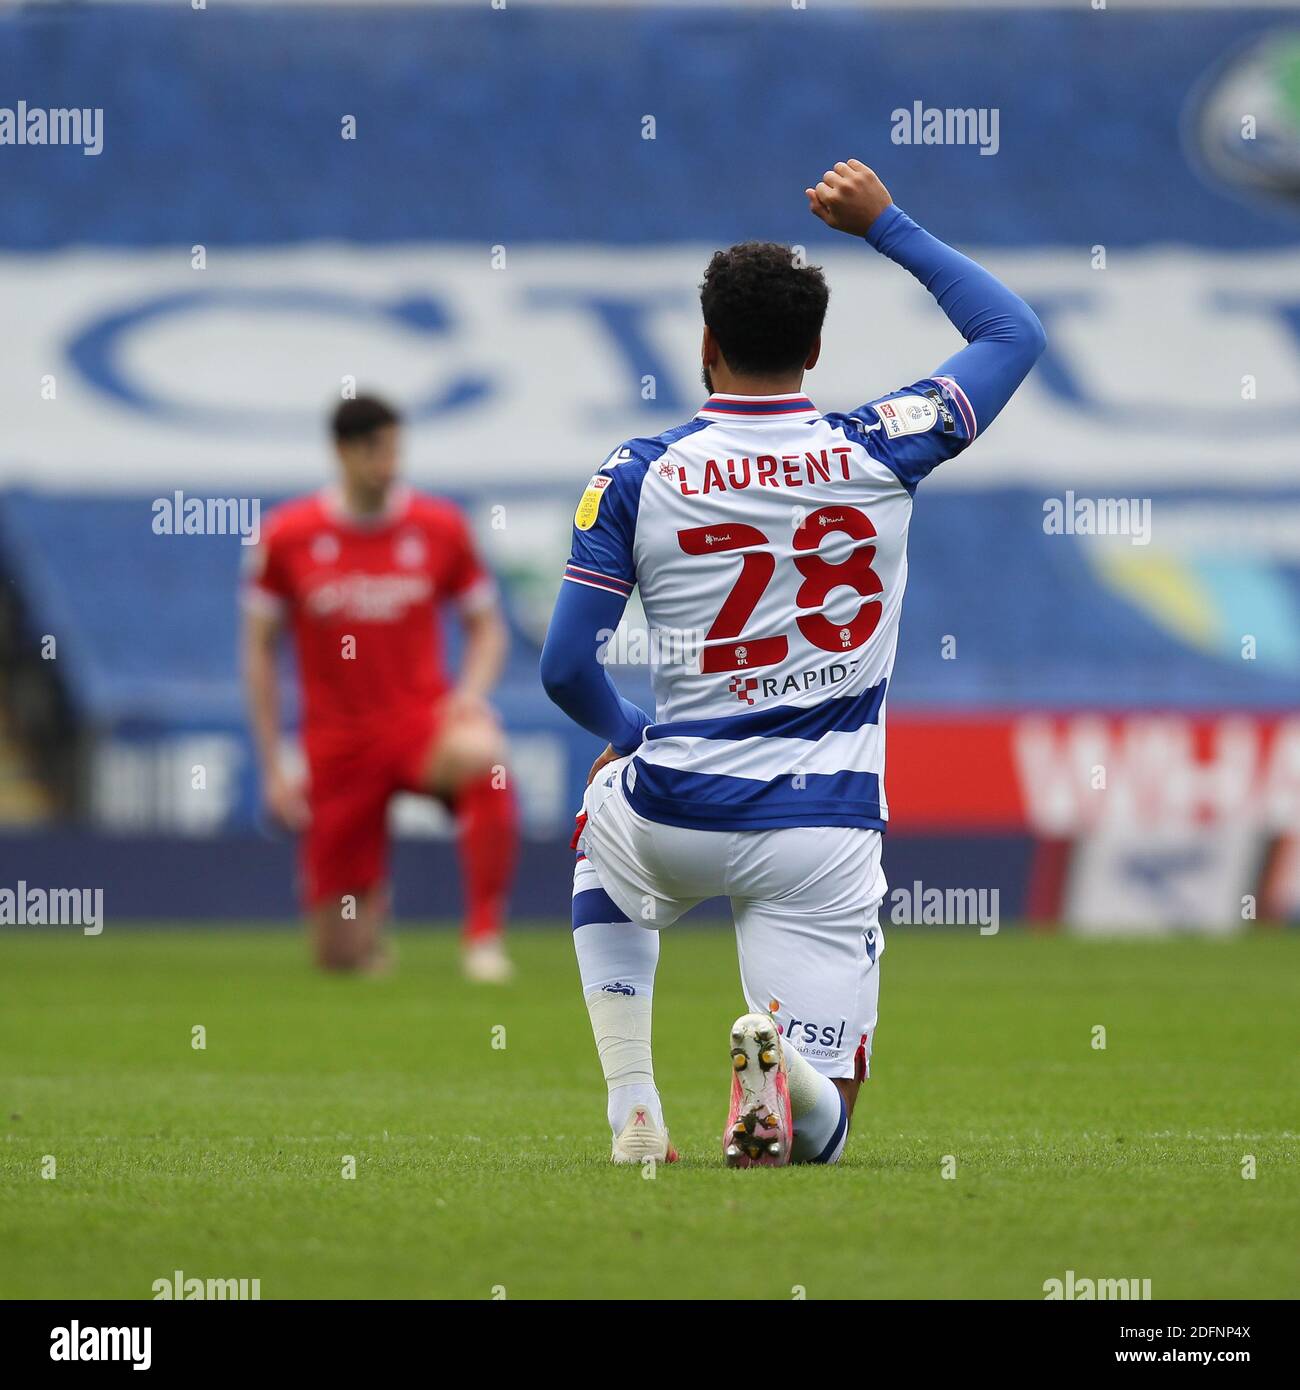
[241, 395, 517, 982]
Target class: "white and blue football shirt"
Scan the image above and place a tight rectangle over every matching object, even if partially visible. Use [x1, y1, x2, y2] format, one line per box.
[560, 379, 978, 831]
[543, 202, 1045, 835]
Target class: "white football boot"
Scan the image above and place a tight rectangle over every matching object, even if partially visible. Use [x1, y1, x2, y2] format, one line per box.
[723, 1013, 793, 1168]
[462, 937, 514, 984]
[611, 1104, 679, 1165]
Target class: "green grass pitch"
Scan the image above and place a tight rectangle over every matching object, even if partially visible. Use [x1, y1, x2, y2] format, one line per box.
[1, 924, 1296, 1300]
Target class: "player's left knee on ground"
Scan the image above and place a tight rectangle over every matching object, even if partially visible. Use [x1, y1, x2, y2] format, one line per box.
[313, 935, 369, 972]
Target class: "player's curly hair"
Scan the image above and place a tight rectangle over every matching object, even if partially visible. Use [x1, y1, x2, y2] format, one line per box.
[700, 242, 829, 376]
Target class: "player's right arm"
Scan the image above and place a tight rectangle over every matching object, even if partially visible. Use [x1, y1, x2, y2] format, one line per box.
[808, 159, 1045, 483]
[240, 532, 308, 831]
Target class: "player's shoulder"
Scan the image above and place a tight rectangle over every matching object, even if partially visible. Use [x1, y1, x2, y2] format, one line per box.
[403, 489, 469, 533]
[596, 417, 715, 484]
[569, 420, 710, 541]
[821, 376, 976, 497]
[259, 491, 329, 545]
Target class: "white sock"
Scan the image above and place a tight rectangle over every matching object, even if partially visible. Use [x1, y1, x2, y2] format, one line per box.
[573, 919, 661, 1134]
[783, 1039, 849, 1164]
[585, 990, 662, 1132]
[607, 1082, 663, 1134]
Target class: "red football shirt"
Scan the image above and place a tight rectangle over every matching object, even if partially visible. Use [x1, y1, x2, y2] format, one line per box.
[244, 485, 493, 759]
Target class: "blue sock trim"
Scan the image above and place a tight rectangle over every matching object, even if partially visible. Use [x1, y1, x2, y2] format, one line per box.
[811, 1091, 848, 1164]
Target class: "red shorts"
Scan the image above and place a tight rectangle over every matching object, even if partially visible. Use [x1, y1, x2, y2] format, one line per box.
[300, 712, 442, 908]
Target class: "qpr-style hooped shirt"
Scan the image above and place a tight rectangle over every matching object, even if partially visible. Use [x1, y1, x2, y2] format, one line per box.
[563, 381, 975, 831]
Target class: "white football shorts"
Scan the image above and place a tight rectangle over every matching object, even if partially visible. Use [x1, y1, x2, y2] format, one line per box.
[575, 756, 887, 1080]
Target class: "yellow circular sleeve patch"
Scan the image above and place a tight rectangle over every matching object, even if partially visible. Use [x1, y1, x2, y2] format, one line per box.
[574, 475, 611, 531]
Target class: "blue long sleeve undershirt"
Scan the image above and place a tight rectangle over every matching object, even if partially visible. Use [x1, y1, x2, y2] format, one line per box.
[540, 205, 1044, 753]
[865, 202, 1046, 433]
[540, 581, 651, 754]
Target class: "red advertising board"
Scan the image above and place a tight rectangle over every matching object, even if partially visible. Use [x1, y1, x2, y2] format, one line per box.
[888, 713, 1300, 835]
